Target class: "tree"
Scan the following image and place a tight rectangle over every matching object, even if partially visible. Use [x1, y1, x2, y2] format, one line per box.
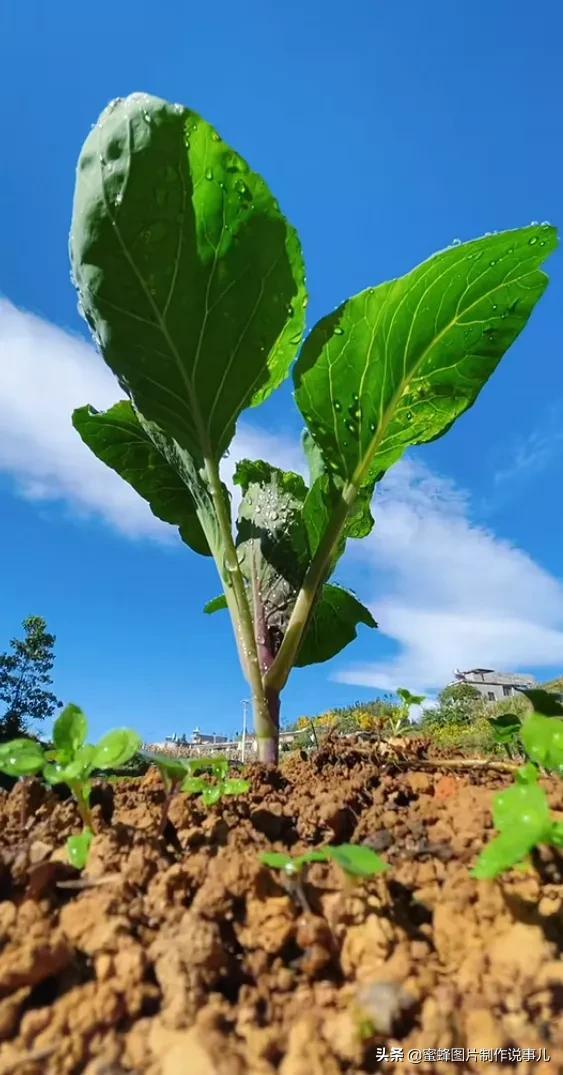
[0, 616, 62, 739]
[423, 681, 483, 728]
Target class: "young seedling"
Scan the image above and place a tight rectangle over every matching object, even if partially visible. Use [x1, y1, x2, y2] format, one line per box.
[472, 705, 563, 879]
[69, 92, 557, 763]
[487, 712, 523, 759]
[0, 704, 141, 868]
[181, 756, 250, 807]
[142, 752, 191, 833]
[392, 688, 426, 736]
[262, 844, 388, 913]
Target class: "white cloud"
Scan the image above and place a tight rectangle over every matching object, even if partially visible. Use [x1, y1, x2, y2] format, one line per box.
[337, 459, 563, 692]
[2, 299, 563, 694]
[0, 299, 301, 539]
[492, 408, 563, 491]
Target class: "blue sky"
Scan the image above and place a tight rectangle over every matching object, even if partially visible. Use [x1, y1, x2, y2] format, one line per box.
[1, 0, 562, 743]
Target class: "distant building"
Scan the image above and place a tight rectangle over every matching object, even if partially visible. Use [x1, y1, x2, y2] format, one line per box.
[453, 668, 536, 703]
[190, 727, 228, 744]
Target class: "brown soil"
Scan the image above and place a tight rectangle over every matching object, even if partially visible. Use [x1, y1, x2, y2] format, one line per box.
[0, 740, 561, 1075]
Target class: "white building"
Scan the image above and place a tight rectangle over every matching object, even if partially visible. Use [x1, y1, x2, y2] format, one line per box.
[453, 668, 536, 703]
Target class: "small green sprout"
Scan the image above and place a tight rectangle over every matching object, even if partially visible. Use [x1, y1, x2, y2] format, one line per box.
[392, 688, 426, 735]
[261, 843, 388, 879]
[472, 705, 563, 880]
[181, 757, 250, 807]
[142, 752, 250, 817]
[0, 704, 141, 868]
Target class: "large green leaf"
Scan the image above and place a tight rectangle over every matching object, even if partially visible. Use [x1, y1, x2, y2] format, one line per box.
[295, 226, 557, 490]
[73, 401, 211, 555]
[295, 584, 376, 667]
[70, 93, 306, 466]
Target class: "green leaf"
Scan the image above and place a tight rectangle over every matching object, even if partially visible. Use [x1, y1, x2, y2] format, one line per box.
[70, 93, 306, 470]
[91, 729, 142, 770]
[323, 844, 389, 877]
[42, 746, 96, 786]
[295, 584, 377, 668]
[0, 738, 45, 777]
[492, 782, 551, 836]
[186, 756, 229, 780]
[202, 785, 222, 807]
[295, 227, 557, 493]
[521, 714, 563, 773]
[53, 704, 88, 757]
[260, 851, 294, 871]
[471, 830, 536, 880]
[143, 752, 187, 784]
[487, 712, 522, 745]
[515, 762, 539, 785]
[235, 459, 310, 645]
[222, 778, 250, 796]
[397, 688, 425, 707]
[204, 595, 228, 614]
[294, 850, 332, 867]
[550, 822, 563, 848]
[518, 688, 563, 716]
[73, 402, 211, 556]
[67, 828, 93, 870]
[181, 775, 207, 795]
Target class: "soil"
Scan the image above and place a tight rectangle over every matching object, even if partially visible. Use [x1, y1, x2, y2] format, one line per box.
[0, 739, 561, 1075]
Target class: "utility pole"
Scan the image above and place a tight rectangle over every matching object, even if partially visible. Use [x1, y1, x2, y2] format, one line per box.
[241, 699, 249, 763]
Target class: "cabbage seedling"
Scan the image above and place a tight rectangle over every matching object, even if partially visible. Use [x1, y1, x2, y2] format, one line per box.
[0, 704, 141, 867]
[69, 92, 557, 763]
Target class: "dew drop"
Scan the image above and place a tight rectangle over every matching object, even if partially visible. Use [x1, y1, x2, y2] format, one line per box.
[489, 259, 497, 266]
[530, 220, 539, 226]
[334, 401, 342, 413]
[287, 304, 294, 317]
[302, 296, 308, 308]
[451, 237, 461, 246]
[406, 411, 413, 422]
[334, 326, 344, 336]
[528, 236, 538, 246]
[205, 168, 213, 181]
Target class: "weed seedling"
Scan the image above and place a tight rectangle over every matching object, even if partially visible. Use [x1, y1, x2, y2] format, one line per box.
[0, 704, 141, 868]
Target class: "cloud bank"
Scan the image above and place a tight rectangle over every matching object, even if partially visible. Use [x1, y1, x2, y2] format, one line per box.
[2, 298, 562, 692]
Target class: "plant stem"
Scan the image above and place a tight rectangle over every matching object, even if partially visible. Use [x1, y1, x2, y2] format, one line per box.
[71, 784, 93, 828]
[203, 456, 277, 761]
[265, 485, 355, 693]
